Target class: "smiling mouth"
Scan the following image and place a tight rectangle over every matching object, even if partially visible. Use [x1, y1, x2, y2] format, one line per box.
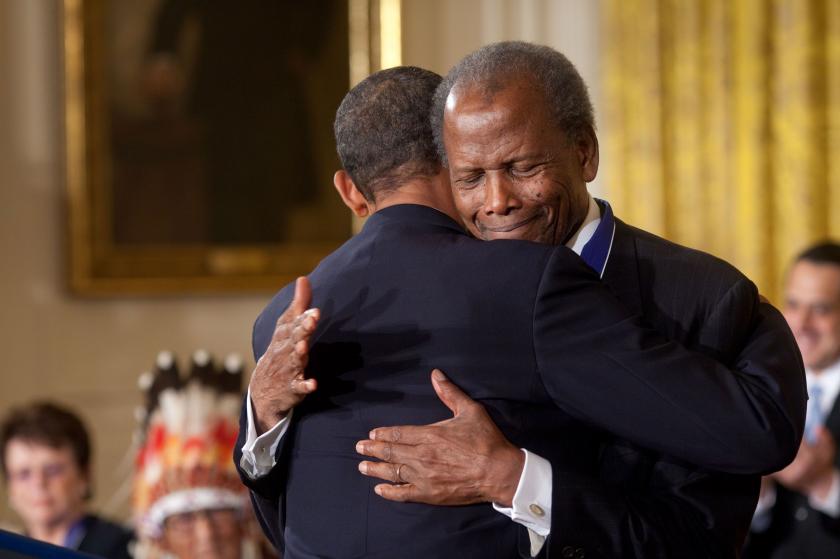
[478, 214, 540, 234]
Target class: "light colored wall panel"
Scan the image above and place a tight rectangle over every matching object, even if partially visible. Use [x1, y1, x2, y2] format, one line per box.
[0, 0, 267, 528]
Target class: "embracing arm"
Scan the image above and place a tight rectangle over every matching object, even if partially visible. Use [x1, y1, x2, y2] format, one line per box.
[356, 247, 805, 556]
[358, 250, 806, 481]
[356, 371, 755, 558]
[233, 277, 320, 500]
[532, 248, 806, 474]
[542, 461, 756, 558]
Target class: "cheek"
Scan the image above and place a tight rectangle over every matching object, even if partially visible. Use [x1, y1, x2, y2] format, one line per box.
[51, 475, 84, 503]
[7, 482, 27, 505]
[161, 535, 190, 557]
[825, 320, 840, 341]
[518, 179, 563, 212]
[454, 190, 482, 222]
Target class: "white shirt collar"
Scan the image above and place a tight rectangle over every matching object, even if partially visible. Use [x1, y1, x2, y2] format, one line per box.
[566, 195, 601, 256]
[806, 359, 840, 416]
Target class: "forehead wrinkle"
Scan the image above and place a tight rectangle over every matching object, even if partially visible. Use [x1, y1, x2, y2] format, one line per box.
[446, 84, 562, 172]
[452, 134, 521, 172]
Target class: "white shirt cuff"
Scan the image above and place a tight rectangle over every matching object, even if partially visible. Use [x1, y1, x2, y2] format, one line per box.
[239, 386, 292, 479]
[492, 449, 552, 556]
[809, 469, 840, 518]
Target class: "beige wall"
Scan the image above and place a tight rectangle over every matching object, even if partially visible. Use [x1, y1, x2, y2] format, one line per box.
[0, 0, 601, 528]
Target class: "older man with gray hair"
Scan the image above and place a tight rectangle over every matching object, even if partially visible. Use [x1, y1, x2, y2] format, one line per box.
[352, 42, 806, 558]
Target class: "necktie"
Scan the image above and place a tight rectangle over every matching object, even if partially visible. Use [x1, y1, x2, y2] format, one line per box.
[804, 383, 824, 445]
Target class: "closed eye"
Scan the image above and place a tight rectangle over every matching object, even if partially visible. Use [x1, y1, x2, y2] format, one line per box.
[510, 163, 543, 177]
[456, 174, 484, 189]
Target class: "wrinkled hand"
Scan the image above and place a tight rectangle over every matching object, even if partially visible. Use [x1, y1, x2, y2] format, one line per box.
[249, 277, 320, 434]
[355, 369, 524, 507]
[772, 426, 837, 498]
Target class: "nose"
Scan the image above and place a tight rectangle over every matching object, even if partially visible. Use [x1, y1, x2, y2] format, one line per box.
[33, 469, 49, 489]
[192, 513, 215, 540]
[482, 172, 521, 216]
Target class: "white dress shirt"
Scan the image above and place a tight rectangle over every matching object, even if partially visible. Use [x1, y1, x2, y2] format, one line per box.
[240, 196, 606, 556]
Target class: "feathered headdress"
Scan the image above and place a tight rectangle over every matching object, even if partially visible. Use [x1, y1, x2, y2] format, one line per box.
[132, 350, 260, 557]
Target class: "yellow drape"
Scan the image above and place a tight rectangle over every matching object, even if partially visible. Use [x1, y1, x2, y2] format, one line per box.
[603, 0, 840, 303]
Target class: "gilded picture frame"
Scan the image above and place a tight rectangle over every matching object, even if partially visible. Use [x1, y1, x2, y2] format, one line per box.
[64, 0, 401, 295]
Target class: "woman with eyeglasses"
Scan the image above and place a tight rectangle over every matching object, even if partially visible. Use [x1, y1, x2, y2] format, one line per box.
[0, 402, 133, 559]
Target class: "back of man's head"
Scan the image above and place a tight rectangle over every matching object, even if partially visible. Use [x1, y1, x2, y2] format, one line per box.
[431, 41, 595, 165]
[795, 241, 840, 269]
[334, 66, 442, 202]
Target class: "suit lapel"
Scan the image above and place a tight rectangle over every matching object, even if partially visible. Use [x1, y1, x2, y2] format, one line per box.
[601, 219, 644, 316]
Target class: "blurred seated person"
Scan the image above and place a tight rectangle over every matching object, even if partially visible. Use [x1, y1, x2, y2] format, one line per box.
[133, 350, 273, 559]
[0, 402, 133, 558]
[745, 242, 840, 558]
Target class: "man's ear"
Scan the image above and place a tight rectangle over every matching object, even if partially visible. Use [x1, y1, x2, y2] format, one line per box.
[577, 127, 600, 183]
[333, 170, 373, 217]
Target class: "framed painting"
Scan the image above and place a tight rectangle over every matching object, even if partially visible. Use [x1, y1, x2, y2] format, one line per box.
[64, 0, 401, 294]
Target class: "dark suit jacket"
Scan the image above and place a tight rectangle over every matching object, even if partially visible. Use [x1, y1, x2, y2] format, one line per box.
[544, 220, 806, 559]
[743, 391, 840, 559]
[235, 205, 805, 559]
[76, 515, 133, 559]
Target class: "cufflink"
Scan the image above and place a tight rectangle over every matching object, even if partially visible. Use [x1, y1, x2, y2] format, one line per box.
[529, 503, 545, 517]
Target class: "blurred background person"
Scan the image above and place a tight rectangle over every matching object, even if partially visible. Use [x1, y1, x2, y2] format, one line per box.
[0, 402, 133, 558]
[745, 242, 840, 558]
[133, 350, 274, 559]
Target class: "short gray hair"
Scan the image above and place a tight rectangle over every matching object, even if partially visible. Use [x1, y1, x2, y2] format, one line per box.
[431, 41, 595, 165]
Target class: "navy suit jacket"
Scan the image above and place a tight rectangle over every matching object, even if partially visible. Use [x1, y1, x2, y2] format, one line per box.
[236, 205, 805, 559]
[543, 220, 808, 558]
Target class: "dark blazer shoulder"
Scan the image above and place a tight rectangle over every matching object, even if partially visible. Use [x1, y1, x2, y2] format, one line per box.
[619, 219, 749, 287]
[611, 219, 759, 360]
[251, 227, 378, 360]
[77, 515, 133, 559]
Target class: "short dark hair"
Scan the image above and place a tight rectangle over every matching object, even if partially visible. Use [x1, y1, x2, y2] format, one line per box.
[431, 41, 595, 165]
[334, 66, 442, 201]
[0, 402, 92, 482]
[795, 241, 840, 268]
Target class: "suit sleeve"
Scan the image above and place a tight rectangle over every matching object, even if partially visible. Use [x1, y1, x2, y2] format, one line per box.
[542, 302, 779, 557]
[533, 247, 803, 557]
[532, 246, 806, 475]
[233, 286, 296, 548]
[543, 464, 756, 558]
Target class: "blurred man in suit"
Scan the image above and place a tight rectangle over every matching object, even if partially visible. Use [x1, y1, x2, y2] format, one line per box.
[745, 242, 840, 558]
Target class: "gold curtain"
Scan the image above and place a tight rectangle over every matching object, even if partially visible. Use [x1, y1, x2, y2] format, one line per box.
[602, 0, 840, 302]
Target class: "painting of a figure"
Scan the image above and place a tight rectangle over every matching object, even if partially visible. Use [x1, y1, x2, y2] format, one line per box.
[107, 0, 350, 246]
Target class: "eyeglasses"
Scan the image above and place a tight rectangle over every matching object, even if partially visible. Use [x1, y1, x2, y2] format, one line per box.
[163, 508, 241, 535]
[8, 462, 70, 484]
